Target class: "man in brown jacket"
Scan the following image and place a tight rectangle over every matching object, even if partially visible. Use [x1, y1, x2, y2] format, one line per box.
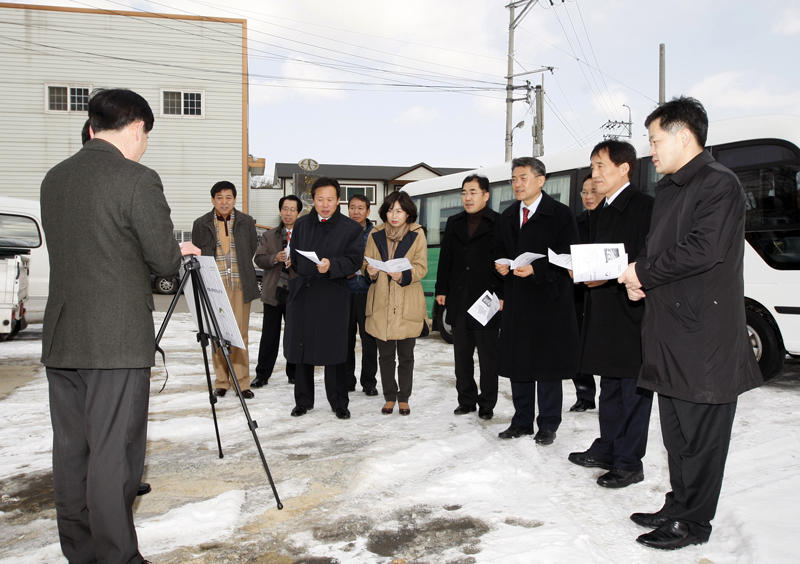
[41, 88, 198, 564]
[252, 195, 302, 387]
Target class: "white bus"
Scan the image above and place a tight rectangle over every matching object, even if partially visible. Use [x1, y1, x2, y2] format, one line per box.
[404, 115, 800, 380]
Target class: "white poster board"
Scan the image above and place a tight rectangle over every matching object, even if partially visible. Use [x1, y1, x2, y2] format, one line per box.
[181, 256, 246, 350]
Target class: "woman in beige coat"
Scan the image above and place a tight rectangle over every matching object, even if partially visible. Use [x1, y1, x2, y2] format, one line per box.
[364, 191, 428, 415]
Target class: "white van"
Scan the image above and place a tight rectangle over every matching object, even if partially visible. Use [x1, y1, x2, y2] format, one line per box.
[0, 197, 47, 325]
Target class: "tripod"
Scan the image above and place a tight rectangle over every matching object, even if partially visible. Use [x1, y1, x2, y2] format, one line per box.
[155, 256, 283, 510]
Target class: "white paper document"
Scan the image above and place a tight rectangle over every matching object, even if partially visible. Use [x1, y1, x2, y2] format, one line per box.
[296, 249, 322, 265]
[494, 252, 545, 270]
[467, 291, 501, 326]
[181, 256, 246, 350]
[365, 256, 413, 272]
[548, 248, 573, 270]
[570, 243, 628, 283]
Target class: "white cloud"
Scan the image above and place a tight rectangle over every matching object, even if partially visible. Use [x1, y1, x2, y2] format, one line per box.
[690, 71, 800, 114]
[394, 106, 440, 125]
[773, 7, 800, 35]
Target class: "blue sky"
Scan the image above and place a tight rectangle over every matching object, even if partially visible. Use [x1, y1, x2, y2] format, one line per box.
[10, 0, 800, 175]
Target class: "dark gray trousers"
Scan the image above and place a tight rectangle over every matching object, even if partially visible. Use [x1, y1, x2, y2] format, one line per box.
[377, 338, 415, 402]
[47, 367, 149, 564]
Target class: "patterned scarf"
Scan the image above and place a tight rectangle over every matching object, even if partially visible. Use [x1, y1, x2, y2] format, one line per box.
[214, 209, 240, 290]
[275, 227, 290, 304]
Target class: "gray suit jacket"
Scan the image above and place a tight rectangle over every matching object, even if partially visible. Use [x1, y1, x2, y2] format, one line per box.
[40, 139, 181, 369]
[191, 209, 260, 304]
[253, 225, 296, 306]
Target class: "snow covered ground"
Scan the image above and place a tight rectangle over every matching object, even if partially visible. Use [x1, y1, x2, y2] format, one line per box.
[1, 313, 798, 564]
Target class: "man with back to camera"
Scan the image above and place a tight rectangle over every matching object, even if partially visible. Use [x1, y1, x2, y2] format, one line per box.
[345, 193, 379, 396]
[618, 96, 763, 549]
[568, 140, 655, 489]
[570, 173, 599, 413]
[494, 157, 581, 445]
[251, 195, 302, 387]
[41, 88, 199, 564]
[192, 181, 260, 399]
[435, 174, 503, 420]
[284, 177, 364, 419]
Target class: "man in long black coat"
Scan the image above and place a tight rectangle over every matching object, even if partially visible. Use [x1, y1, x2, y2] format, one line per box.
[435, 174, 503, 420]
[568, 140, 655, 489]
[284, 177, 364, 419]
[494, 157, 581, 445]
[619, 97, 763, 550]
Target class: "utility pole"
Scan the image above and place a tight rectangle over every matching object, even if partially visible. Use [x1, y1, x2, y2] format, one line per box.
[504, 1, 544, 162]
[659, 43, 666, 104]
[532, 77, 544, 157]
[602, 104, 632, 140]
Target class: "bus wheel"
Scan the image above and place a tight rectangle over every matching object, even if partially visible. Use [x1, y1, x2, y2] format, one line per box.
[437, 306, 453, 344]
[746, 306, 784, 381]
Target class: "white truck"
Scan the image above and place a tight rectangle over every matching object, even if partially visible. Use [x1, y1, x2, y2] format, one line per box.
[0, 197, 44, 340]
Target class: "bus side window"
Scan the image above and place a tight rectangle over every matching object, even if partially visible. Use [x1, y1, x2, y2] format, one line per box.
[418, 190, 461, 246]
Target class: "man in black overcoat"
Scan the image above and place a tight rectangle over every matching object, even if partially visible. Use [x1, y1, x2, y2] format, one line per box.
[568, 140, 655, 489]
[40, 89, 198, 564]
[435, 174, 503, 420]
[619, 97, 763, 549]
[494, 157, 581, 445]
[284, 177, 364, 419]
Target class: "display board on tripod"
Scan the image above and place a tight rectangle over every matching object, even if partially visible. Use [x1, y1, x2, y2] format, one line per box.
[180, 256, 245, 349]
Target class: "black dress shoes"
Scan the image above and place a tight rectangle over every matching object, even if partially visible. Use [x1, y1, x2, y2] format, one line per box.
[240, 389, 255, 399]
[250, 378, 269, 388]
[288, 376, 295, 384]
[498, 424, 534, 439]
[335, 407, 351, 419]
[569, 398, 596, 412]
[478, 407, 493, 420]
[631, 511, 669, 528]
[568, 450, 613, 470]
[597, 468, 644, 488]
[454, 405, 476, 415]
[364, 387, 379, 396]
[534, 428, 556, 445]
[291, 405, 310, 417]
[348, 385, 356, 392]
[636, 520, 704, 550]
[213, 388, 227, 397]
[137, 482, 151, 496]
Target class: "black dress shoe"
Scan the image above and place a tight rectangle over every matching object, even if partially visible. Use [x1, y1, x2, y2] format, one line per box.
[478, 407, 493, 420]
[291, 405, 309, 417]
[213, 388, 227, 397]
[348, 385, 356, 392]
[137, 482, 151, 496]
[335, 407, 351, 419]
[250, 378, 269, 388]
[364, 387, 379, 396]
[534, 428, 556, 445]
[240, 389, 255, 399]
[636, 520, 704, 550]
[568, 450, 613, 470]
[498, 424, 534, 439]
[631, 511, 669, 528]
[454, 405, 476, 415]
[569, 398, 596, 412]
[597, 468, 644, 488]
[288, 376, 295, 384]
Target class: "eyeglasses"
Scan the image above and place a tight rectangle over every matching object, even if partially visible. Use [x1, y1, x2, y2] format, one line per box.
[280, 207, 299, 213]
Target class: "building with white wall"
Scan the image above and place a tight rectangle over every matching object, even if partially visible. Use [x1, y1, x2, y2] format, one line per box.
[0, 2, 250, 235]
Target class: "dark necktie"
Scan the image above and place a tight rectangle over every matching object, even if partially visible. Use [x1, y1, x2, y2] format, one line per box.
[216, 214, 230, 236]
[522, 208, 530, 226]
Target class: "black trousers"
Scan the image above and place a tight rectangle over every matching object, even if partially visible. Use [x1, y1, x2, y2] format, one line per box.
[655, 395, 737, 542]
[47, 367, 149, 564]
[572, 372, 596, 401]
[377, 338, 415, 402]
[589, 377, 653, 472]
[346, 292, 378, 390]
[510, 380, 563, 431]
[294, 362, 349, 410]
[451, 315, 498, 409]
[255, 302, 295, 382]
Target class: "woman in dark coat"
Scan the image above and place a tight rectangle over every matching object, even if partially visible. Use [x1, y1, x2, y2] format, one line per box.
[284, 178, 364, 419]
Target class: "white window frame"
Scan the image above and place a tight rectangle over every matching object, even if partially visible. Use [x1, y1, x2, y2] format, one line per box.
[160, 89, 205, 118]
[44, 84, 92, 114]
[341, 184, 377, 205]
